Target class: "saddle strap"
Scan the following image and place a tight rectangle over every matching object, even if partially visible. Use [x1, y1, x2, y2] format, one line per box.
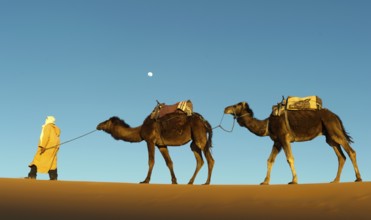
[284, 110, 295, 141]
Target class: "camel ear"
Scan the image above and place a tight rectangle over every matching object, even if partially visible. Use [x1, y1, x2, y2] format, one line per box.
[242, 102, 247, 108]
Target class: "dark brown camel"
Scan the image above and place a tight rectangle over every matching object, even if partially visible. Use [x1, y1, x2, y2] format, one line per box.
[96, 112, 214, 185]
[224, 101, 362, 185]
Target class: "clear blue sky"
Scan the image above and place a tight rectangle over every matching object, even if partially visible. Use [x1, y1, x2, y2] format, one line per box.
[1, 0, 370, 185]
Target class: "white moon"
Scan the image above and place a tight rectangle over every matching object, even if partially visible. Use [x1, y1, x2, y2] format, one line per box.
[147, 72, 153, 77]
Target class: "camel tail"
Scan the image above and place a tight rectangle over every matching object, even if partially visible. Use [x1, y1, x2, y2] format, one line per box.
[327, 110, 354, 144]
[336, 114, 353, 144]
[205, 119, 213, 149]
[323, 109, 354, 144]
[194, 113, 213, 149]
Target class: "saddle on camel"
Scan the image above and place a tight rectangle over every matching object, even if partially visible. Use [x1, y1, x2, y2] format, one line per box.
[150, 100, 194, 119]
[272, 95, 322, 116]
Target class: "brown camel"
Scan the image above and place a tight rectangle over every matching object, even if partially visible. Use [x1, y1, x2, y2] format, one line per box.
[224, 101, 362, 185]
[96, 112, 214, 185]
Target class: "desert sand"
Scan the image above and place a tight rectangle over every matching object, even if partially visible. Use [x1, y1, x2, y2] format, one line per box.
[0, 178, 370, 220]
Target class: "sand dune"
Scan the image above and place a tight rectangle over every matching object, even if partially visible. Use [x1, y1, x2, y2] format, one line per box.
[0, 178, 370, 219]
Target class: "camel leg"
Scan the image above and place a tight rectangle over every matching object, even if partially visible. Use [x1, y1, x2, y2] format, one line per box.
[340, 142, 362, 182]
[327, 137, 346, 183]
[281, 141, 297, 184]
[261, 143, 282, 185]
[188, 142, 204, 185]
[325, 121, 362, 182]
[330, 144, 346, 183]
[140, 142, 155, 184]
[203, 147, 215, 185]
[158, 146, 177, 184]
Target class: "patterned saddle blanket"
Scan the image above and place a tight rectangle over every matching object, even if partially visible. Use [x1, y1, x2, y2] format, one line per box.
[272, 96, 322, 116]
[150, 100, 193, 119]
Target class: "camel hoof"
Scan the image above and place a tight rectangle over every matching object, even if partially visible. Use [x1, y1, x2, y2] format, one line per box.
[331, 180, 340, 183]
[139, 181, 149, 184]
[260, 182, 269, 185]
[288, 181, 297, 185]
[202, 182, 210, 185]
[355, 178, 363, 182]
[171, 178, 178, 184]
[187, 179, 195, 185]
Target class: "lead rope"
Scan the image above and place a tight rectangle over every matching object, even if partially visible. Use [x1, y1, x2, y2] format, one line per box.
[44, 129, 98, 151]
[213, 112, 236, 132]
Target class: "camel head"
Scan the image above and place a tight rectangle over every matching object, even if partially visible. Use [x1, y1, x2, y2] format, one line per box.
[224, 102, 254, 118]
[97, 116, 130, 131]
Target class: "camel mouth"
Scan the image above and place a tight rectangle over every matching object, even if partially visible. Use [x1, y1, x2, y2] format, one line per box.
[96, 124, 104, 130]
[224, 108, 234, 115]
[224, 108, 238, 119]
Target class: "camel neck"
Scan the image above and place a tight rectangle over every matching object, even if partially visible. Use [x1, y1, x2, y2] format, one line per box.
[237, 115, 269, 137]
[110, 125, 143, 142]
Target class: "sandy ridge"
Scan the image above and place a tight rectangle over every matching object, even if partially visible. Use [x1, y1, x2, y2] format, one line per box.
[0, 178, 370, 219]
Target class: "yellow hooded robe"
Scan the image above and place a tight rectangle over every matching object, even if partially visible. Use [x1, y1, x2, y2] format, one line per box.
[29, 116, 61, 173]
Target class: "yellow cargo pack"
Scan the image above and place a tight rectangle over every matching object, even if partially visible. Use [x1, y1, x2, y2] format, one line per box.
[286, 96, 322, 110]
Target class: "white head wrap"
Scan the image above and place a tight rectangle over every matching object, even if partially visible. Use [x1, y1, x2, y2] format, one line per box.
[39, 116, 56, 143]
[44, 116, 56, 125]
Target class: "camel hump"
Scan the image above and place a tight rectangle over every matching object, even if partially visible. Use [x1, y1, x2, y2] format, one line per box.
[150, 100, 193, 119]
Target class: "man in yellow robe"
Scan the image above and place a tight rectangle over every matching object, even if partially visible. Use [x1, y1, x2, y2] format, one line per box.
[26, 116, 61, 180]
